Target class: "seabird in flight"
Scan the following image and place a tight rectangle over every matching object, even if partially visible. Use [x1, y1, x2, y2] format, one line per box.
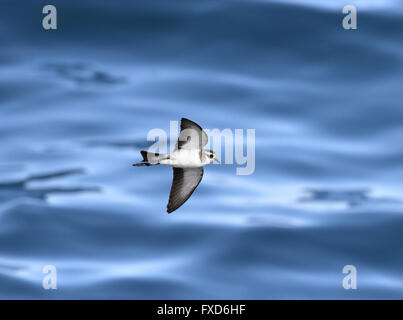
[133, 118, 220, 213]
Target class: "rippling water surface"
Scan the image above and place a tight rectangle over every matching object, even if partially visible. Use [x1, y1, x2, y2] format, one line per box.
[1, 0, 403, 299]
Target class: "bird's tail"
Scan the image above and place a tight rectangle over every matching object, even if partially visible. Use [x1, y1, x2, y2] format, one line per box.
[132, 150, 166, 167]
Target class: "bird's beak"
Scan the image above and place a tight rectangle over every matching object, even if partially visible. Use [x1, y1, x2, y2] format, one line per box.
[214, 157, 220, 164]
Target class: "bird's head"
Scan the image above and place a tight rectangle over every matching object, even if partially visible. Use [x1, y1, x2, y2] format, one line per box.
[205, 150, 220, 164]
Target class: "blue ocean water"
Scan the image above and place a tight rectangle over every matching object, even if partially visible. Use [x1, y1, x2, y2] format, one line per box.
[1, 0, 403, 299]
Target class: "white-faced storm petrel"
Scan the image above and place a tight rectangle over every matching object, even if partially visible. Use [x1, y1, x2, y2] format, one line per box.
[133, 118, 220, 213]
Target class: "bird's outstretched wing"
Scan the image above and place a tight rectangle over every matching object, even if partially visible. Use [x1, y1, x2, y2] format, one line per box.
[175, 118, 208, 151]
[167, 167, 204, 213]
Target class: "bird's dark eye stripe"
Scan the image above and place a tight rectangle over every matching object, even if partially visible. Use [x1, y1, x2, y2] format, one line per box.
[210, 154, 214, 158]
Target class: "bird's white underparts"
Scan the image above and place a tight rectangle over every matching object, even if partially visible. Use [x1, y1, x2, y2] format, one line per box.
[133, 118, 220, 213]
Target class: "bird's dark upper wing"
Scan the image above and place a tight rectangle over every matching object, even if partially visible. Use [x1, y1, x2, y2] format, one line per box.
[167, 167, 204, 213]
[175, 118, 208, 151]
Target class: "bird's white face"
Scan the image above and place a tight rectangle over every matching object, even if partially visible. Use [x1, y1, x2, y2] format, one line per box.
[204, 150, 220, 164]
